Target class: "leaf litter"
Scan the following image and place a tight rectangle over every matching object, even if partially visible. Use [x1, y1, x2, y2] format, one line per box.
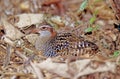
[0, 0, 120, 79]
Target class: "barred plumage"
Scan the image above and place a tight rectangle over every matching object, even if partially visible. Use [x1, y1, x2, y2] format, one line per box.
[34, 25, 98, 57]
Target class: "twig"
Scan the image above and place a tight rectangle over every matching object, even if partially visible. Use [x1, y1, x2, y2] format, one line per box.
[3, 44, 12, 67]
[15, 50, 44, 79]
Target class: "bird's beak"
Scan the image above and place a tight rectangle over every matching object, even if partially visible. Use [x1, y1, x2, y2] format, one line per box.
[30, 28, 40, 34]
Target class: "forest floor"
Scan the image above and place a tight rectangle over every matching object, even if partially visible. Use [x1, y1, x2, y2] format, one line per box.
[0, 0, 120, 79]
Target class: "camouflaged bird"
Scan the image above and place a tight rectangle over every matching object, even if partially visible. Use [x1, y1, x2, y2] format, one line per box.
[34, 25, 98, 57]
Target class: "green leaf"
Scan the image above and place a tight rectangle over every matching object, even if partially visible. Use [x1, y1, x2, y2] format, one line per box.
[112, 51, 120, 57]
[89, 10, 98, 24]
[89, 16, 96, 24]
[85, 25, 100, 33]
[79, 0, 88, 11]
[85, 27, 93, 33]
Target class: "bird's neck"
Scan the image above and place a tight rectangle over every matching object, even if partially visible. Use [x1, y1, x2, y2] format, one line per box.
[35, 35, 53, 50]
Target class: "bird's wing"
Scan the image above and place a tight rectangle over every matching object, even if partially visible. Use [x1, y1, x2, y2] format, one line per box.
[43, 33, 98, 57]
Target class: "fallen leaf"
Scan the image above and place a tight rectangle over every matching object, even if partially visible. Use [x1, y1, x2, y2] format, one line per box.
[1, 18, 24, 40]
[12, 14, 44, 28]
[25, 34, 39, 45]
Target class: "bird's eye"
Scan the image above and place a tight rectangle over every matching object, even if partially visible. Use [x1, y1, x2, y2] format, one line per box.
[41, 27, 47, 30]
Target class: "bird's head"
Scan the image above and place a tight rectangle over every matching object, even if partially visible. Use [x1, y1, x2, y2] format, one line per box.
[32, 25, 57, 50]
[33, 25, 57, 38]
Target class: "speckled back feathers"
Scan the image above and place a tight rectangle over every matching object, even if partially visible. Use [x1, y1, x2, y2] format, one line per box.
[42, 32, 98, 57]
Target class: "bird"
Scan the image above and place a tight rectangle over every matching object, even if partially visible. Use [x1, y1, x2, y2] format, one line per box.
[33, 25, 98, 57]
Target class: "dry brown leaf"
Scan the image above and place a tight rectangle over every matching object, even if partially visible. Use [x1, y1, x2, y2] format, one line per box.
[25, 34, 39, 45]
[50, 16, 64, 26]
[13, 14, 44, 28]
[105, 30, 117, 41]
[36, 58, 71, 78]
[73, 60, 116, 79]
[1, 18, 24, 40]
[35, 58, 116, 79]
